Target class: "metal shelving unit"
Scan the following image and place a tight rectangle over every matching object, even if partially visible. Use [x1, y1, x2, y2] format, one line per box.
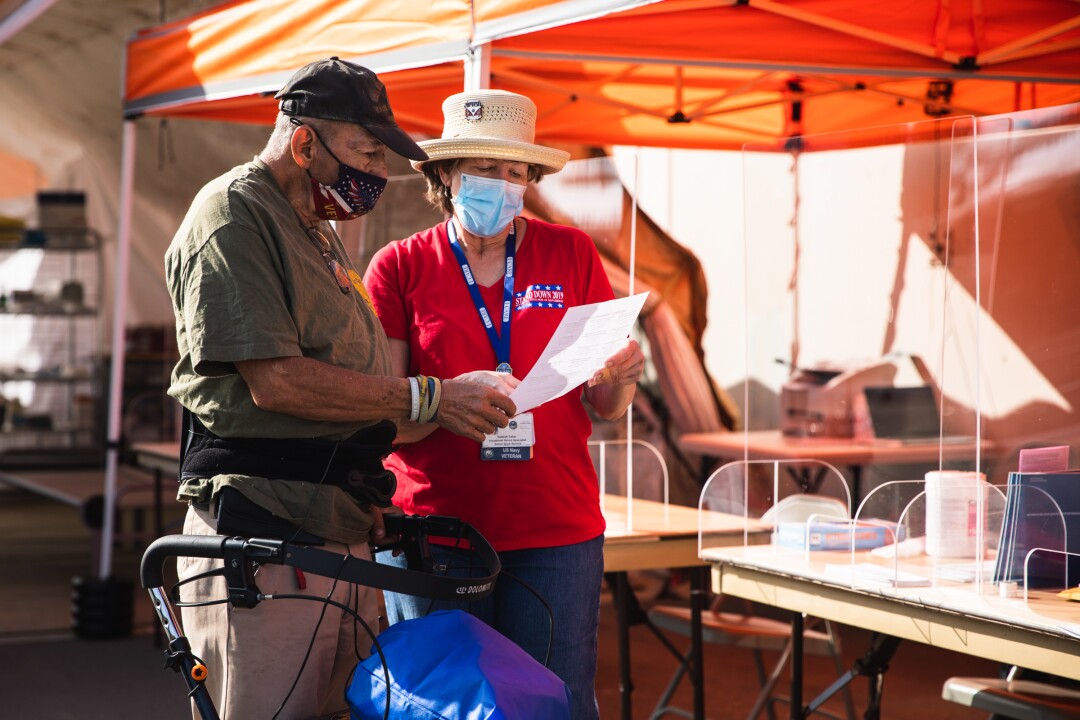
[0, 228, 104, 467]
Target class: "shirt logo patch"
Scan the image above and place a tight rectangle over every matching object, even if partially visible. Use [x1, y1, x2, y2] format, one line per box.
[515, 284, 564, 310]
[348, 269, 377, 315]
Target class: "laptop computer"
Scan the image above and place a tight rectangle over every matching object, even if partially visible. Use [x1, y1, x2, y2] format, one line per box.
[863, 385, 947, 444]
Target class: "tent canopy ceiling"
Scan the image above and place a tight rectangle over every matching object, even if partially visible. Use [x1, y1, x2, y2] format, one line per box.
[123, 0, 1080, 150]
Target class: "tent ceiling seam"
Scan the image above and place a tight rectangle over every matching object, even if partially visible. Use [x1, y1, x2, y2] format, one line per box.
[747, 0, 961, 65]
[473, 0, 661, 44]
[495, 65, 674, 120]
[532, 95, 779, 140]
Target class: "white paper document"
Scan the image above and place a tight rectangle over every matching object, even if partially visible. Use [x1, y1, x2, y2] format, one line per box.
[509, 292, 649, 415]
[823, 562, 932, 588]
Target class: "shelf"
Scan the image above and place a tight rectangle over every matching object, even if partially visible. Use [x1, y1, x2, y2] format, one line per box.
[0, 242, 97, 252]
[0, 307, 96, 316]
[0, 447, 104, 469]
[0, 227, 101, 253]
[0, 373, 95, 383]
[2, 425, 93, 435]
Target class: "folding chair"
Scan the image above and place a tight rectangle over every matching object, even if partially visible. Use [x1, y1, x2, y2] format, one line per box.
[943, 673, 1080, 720]
[648, 494, 857, 720]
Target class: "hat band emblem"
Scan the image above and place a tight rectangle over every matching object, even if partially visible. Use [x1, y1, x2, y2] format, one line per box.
[464, 100, 483, 120]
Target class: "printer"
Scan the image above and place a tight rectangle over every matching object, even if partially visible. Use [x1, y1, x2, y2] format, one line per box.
[780, 359, 898, 438]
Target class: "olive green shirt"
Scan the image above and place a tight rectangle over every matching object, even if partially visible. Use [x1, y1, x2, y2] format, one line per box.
[165, 158, 392, 543]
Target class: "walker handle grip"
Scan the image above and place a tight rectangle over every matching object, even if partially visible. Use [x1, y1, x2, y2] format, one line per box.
[140, 535, 279, 588]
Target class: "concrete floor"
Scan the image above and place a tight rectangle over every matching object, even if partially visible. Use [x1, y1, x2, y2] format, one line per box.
[0, 483, 998, 719]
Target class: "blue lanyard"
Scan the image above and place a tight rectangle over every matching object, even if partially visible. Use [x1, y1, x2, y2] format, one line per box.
[447, 220, 516, 373]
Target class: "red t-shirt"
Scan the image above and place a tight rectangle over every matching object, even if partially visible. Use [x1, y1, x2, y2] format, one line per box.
[364, 219, 613, 551]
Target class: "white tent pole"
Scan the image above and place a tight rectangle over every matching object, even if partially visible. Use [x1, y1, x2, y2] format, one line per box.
[464, 0, 490, 91]
[465, 42, 492, 90]
[99, 119, 137, 580]
[626, 149, 638, 530]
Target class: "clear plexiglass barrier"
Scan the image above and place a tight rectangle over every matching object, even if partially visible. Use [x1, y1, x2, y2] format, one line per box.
[849, 476, 1007, 592]
[730, 105, 1080, 602]
[698, 459, 852, 558]
[699, 462, 1074, 603]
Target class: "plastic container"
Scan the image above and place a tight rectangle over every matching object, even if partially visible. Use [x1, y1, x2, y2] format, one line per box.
[924, 470, 988, 558]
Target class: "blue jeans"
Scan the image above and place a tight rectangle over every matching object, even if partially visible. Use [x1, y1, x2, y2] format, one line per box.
[378, 535, 604, 720]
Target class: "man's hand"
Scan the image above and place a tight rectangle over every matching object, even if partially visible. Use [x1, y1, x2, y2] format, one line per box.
[438, 372, 518, 442]
[368, 505, 393, 544]
[369, 507, 406, 552]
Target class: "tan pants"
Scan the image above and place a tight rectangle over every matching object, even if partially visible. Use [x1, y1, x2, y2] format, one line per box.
[177, 506, 379, 720]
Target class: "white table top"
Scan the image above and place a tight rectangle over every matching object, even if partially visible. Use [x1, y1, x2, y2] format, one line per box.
[705, 544, 1080, 680]
[680, 429, 995, 466]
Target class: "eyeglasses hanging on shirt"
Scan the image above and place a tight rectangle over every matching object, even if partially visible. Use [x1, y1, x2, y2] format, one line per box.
[305, 225, 352, 295]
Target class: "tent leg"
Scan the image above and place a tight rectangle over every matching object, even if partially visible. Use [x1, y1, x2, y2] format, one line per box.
[465, 41, 491, 90]
[99, 119, 137, 580]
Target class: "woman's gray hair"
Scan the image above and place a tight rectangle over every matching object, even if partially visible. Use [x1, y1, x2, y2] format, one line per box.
[420, 159, 544, 215]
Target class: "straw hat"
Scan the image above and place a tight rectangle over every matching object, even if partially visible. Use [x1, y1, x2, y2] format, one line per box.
[412, 89, 569, 175]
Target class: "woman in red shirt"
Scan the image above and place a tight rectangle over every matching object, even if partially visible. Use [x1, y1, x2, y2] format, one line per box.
[364, 89, 643, 719]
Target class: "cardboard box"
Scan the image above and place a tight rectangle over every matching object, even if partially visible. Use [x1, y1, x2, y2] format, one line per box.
[776, 520, 905, 551]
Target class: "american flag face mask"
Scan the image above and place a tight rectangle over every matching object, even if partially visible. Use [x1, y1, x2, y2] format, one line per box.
[296, 120, 388, 221]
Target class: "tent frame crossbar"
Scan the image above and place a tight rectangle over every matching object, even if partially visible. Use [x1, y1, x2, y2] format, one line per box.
[684, 71, 779, 121]
[491, 47, 1080, 85]
[495, 64, 779, 138]
[977, 16, 1080, 65]
[811, 75, 989, 118]
[987, 37, 1080, 66]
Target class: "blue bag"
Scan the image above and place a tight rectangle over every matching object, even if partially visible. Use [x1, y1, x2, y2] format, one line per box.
[346, 610, 571, 719]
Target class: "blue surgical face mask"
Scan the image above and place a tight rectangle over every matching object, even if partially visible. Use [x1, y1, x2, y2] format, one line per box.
[452, 173, 527, 238]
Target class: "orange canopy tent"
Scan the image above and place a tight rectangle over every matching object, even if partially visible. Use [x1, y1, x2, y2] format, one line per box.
[123, 0, 1080, 150]
[102, 0, 1080, 578]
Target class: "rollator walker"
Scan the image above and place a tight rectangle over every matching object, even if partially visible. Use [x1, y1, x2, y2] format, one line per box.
[140, 513, 503, 720]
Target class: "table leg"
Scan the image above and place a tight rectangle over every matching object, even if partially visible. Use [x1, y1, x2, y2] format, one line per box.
[690, 566, 705, 720]
[790, 612, 804, 719]
[154, 468, 163, 538]
[606, 568, 710, 720]
[153, 467, 164, 649]
[607, 571, 635, 720]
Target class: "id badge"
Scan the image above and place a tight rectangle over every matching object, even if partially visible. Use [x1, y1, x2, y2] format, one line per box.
[481, 412, 535, 461]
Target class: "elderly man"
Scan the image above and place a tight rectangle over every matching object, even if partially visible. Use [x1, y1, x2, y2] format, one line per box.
[165, 58, 516, 719]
